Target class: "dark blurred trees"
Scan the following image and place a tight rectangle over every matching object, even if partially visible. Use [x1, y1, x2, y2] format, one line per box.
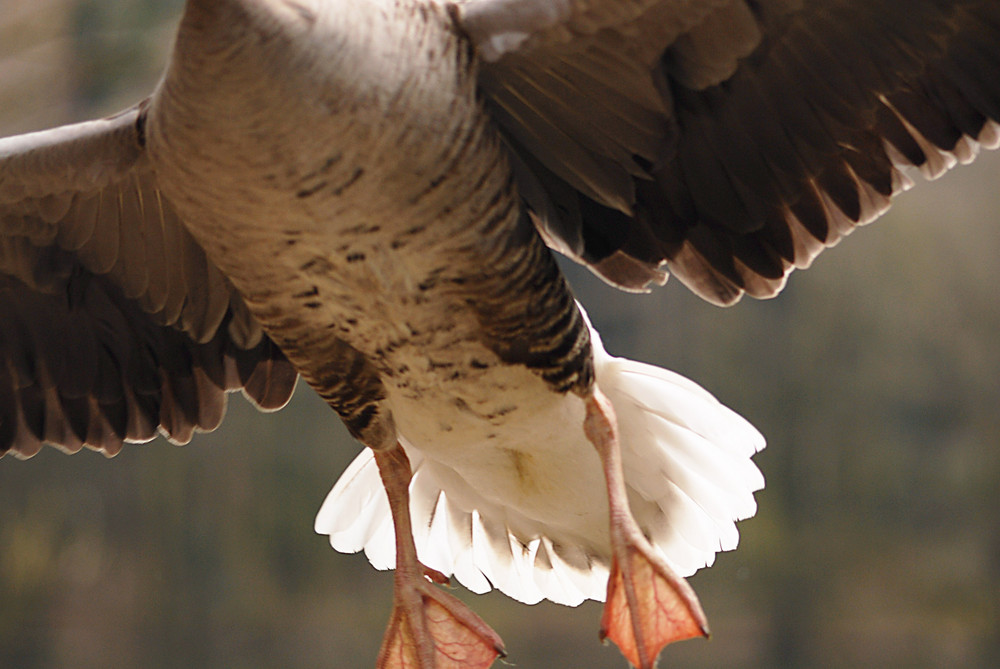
[1, 2, 998, 667]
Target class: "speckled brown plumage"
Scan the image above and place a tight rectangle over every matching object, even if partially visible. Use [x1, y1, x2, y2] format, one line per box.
[1, 2, 998, 667]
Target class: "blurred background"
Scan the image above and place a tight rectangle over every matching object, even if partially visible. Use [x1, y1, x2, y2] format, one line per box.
[1, 2, 998, 667]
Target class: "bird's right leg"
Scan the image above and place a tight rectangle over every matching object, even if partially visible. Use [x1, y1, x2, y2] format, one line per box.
[300, 337, 503, 667]
[373, 442, 505, 669]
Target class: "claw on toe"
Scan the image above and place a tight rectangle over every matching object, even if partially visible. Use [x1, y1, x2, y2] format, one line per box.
[423, 566, 451, 586]
[600, 545, 709, 669]
[377, 584, 505, 669]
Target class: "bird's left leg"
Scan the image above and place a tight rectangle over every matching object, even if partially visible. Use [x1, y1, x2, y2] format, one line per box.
[583, 389, 710, 669]
[373, 442, 506, 669]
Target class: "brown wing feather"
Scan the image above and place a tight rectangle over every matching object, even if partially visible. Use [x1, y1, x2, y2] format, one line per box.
[0, 262, 296, 458]
[471, 0, 1000, 303]
[0, 106, 296, 458]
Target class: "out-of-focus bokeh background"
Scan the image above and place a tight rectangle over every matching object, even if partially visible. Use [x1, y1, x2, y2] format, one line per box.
[1, 2, 998, 667]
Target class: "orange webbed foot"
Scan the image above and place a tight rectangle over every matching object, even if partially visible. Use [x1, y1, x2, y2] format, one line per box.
[600, 531, 709, 669]
[377, 573, 505, 669]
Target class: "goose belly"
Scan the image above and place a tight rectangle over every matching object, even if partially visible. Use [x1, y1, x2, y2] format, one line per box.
[386, 356, 612, 552]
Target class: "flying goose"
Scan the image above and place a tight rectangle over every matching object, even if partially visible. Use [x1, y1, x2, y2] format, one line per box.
[2, 1, 999, 667]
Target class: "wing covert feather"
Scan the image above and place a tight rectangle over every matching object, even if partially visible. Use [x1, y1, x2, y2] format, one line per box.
[466, 0, 1000, 303]
[1, 105, 296, 458]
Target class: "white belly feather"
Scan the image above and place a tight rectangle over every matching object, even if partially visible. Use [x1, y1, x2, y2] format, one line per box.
[315, 307, 765, 607]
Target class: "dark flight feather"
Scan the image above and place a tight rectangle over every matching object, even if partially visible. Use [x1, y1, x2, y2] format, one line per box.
[476, 0, 1000, 303]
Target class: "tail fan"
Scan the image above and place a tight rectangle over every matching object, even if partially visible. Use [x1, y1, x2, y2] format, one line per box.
[315, 316, 764, 607]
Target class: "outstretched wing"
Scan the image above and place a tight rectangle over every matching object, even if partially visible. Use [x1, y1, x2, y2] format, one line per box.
[458, 0, 1000, 303]
[0, 104, 297, 459]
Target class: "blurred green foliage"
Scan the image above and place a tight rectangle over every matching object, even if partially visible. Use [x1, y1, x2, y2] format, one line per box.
[1, 2, 998, 667]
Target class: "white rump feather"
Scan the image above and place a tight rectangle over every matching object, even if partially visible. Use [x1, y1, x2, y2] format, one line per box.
[315, 307, 764, 607]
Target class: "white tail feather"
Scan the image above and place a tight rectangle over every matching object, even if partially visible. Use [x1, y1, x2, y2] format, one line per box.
[315, 310, 764, 607]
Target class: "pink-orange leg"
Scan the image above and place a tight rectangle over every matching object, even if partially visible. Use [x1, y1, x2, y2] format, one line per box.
[373, 445, 506, 669]
[583, 390, 710, 669]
